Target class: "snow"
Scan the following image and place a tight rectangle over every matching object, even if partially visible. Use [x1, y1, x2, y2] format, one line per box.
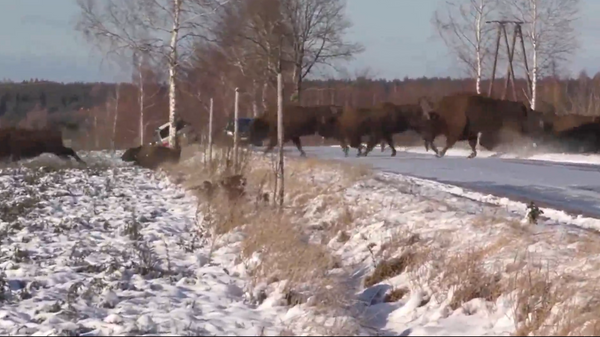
[1, 147, 599, 336]
[0, 152, 290, 336]
[303, 145, 600, 221]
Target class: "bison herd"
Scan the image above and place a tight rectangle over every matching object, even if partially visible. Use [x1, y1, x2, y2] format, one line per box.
[248, 92, 600, 159]
[1, 91, 599, 170]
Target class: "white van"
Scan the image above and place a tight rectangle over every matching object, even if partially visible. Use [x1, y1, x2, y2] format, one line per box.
[153, 120, 198, 146]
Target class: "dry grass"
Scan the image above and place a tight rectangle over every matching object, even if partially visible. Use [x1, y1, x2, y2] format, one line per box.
[384, 287, 409, 303]
[161, 143, 372, 335]
[442, 250, 503, 311]
[364, 252, 416, 288]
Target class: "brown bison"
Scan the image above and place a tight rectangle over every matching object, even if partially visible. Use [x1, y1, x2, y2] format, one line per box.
[418, 93, 544, 159]
[248, 104, 343, 157]
[121, 144, 181, 170]
[317, 106, 374, 157]
[527, 113, 600, 153]
[0, 127, 85, 164]
[318, 102, 431, 157]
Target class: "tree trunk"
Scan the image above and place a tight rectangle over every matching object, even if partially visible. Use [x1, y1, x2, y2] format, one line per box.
[276, 72, 284, 208]
[111, 83, 120, 152]
[208, 97, 213, 165]
[293, 63, 302, 103]
[252, 79, 258, 117]
[139, 61, 145, 146]
[262, 81, 268, 113]
[530, 0, 538, 110]
[167, 0, 182, 149]
[233, 87, 239, 171]
[475, 0, 483, 95]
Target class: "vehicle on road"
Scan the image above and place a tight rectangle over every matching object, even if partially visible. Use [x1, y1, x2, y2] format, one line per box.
[224, 117, 262, 146]
[153, 119, 199, 147]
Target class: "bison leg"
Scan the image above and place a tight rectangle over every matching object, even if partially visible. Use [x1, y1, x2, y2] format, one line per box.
[56, 147, 86, 164]
[384, 134, 396, 157]
[263, 138, 277, 154]
[380, 140, 386, 152]
[467, 133, 479, 159]
[437, 135, 458, 158]
[291, 137, 306, 157]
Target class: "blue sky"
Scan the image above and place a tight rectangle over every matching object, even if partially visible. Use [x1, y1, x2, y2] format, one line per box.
[0, 0, 599, 83]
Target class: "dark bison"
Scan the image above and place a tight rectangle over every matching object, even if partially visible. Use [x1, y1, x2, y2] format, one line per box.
[418, 93, 543, 159]
[317, 106, 374, 157]
[121, 144, 181, 170]
[526, 113, 600, 153]
[318, 102, 431, 157]
[248, 104, 343, 157]
[0, 127, 85, 164]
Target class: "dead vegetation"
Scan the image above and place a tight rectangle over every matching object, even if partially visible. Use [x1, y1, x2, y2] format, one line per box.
[160, 143, 373, 334]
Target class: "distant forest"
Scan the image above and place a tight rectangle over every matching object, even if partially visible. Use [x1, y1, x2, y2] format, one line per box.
[2, 72, 600, 150]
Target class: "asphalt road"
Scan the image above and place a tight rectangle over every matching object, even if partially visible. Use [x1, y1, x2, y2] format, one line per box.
[289, 146, 600, 218]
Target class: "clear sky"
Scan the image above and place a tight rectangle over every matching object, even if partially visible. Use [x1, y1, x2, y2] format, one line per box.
[0, 0, 599, 83]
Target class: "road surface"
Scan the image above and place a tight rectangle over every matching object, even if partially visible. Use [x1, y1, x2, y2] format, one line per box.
[285, 146, 600, 219]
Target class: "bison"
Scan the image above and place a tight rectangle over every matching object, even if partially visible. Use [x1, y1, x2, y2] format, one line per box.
[121, 144, 181, 170]
[248, 104, 343, 157]
[418, 93, 544, 159]
[0, 127, 85, 164]
[318, 102, 431, 157]
[317, 106, 375, 157]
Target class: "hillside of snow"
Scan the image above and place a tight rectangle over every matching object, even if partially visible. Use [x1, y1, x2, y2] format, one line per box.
[0, 148, 599, 335]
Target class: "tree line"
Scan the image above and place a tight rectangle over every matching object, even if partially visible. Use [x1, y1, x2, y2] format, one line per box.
[1, 0, 590, 150]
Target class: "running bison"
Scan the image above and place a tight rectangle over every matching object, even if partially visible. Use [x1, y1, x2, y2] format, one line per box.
[318, 102, 431, 157]
[121, 144, 181, 170]
[0, 127, 85, 164]
[248, 104, 343, 157]
[418, 93, 545, 159]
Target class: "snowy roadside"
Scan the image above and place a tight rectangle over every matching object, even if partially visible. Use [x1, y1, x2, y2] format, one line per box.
[0, 152, 289, 336]
[1, 148, 600, 336]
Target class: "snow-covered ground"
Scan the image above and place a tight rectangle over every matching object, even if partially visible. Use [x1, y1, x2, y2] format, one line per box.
[1, 148, 599, 336]
[0, 152, 294, 336]
[297, 145, 600, 223]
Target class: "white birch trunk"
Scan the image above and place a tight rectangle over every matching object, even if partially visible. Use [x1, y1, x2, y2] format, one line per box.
[475, 0, 484, 95]
[167, 0, 182, 149]
[233, 87, 240, 170]
[111, 83, 120, 152]
[93, 114, 98, 149]
[208, 97, 213, 164]
[138, 60, 145, 146]
[530, 0, 538, 110]
[262, 81, 268, 113]
[276, 72, 284, 207]
[252, 79, 258, 117]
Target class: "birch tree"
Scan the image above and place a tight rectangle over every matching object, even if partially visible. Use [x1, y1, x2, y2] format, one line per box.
[279, 0, 363, 102]
[433, 0, 498, 95]
[501, 0, 580, 109]
[75, 0, 224, 149]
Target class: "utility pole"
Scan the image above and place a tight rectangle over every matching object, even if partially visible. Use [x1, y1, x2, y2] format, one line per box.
[486, 20, 531, 101]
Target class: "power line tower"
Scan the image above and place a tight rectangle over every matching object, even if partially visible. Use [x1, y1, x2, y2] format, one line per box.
[486, 20, 532, 101]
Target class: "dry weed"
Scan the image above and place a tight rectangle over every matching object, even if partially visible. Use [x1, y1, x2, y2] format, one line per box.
[438, 249, 503, 311]
[384, 287, 409, 303]
[510, 262, 566, 336]
[364, 251, 416, 288]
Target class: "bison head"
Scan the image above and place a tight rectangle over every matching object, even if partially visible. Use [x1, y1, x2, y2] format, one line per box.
[121, 145, 143, 162]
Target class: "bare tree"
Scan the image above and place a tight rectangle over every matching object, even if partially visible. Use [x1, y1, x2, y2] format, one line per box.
[111, 83, 121, 151]
[211, 0, 290, 110]
[132, 51, 163, 146]
[75, 0, 223, 149]
[501, 0, 580, 109]
[279, 0, 364, 102]
[433, 0, 499, 95]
